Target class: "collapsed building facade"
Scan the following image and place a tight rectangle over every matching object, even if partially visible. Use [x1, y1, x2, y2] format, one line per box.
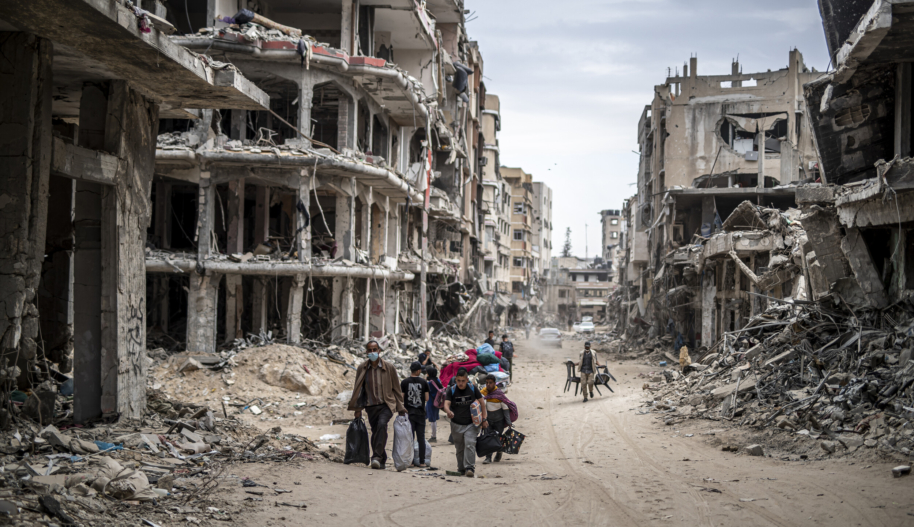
[614, 0, 914, 353]
[0, 0, 553, 425]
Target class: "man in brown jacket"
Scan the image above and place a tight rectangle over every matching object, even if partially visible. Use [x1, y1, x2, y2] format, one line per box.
[347, 340, 407, 469]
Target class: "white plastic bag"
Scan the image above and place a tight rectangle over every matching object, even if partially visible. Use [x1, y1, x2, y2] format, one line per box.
[392, 415, 414, 472]
[412, 439, 432, 466]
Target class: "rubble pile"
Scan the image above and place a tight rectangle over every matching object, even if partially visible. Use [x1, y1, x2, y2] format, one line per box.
[0, 390, 334, 524]
[149, 332, 480, 426]
[641, 296, 914, 459]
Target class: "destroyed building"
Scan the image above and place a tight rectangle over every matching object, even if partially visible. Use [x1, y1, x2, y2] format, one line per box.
[615, 50, 825, 346]
[0, 0, 269, 422]
[0, 0, 551, 426]
[145, 0, 486, 355]
[599, 209, 623, 284]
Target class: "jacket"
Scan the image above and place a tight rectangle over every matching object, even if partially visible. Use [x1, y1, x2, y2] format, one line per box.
[576, 350, 601, 371]
[347, 358, 407, 414]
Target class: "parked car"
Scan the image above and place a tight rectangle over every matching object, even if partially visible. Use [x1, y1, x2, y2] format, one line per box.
[573, 320, 595, 333]
[538, 328, 563, 348]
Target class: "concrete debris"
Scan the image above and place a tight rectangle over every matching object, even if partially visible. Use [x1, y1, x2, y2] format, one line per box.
[744, 444, 764, 457]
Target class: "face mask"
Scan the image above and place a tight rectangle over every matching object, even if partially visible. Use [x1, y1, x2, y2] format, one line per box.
[367, 352, 379, 361]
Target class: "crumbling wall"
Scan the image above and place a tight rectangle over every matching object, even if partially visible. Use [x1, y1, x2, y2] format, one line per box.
[0, 33, 53, 388]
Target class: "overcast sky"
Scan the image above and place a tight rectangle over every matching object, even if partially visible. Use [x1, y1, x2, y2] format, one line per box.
[465, 0, 830, 258]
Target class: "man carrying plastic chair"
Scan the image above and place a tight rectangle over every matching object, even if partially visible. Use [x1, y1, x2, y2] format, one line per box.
[576, 342, 601, 402]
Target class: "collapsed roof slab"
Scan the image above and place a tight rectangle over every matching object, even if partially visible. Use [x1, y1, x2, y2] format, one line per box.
[0, 0, 269, 111]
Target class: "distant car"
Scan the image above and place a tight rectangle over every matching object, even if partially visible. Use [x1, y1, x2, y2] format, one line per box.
[573, 320, 595, 333]
[581, 316, 593, 323]
[538, 328, 563, 348]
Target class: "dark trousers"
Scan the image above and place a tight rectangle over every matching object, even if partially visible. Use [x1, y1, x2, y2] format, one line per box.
[408, 414, 427, 464]
[508, 357, 513, 381]
[365, 404, 392, 465]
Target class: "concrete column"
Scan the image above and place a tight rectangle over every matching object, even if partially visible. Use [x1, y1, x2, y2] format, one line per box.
[0, 33, 52, 391]
[286, 275, 305, 344]
[224, 178, 244, 341]
[73, 180, 103, 423]
[335, 178, 357, 260]
[72, 81, 106, 423]
[362, 278, 371, 340]
[98, 80, 160, 419]
[896, 63, 912, 159]
[332, 276, 355, 340]
[359, 188, 372, 261]
[297, 172, 310, 263]
[298, 75, 315, 148]
[254, 186, 270, 245]
[841, 228, 889, 308]
[340, 0, 353, 54]
[251, 277, 270, 333]
[701, 268, 716, 347]
[230, 110, 246, 141]
[186, 273, 220, 353]
[387, 202, 401, 268]
[154, 181, 171, 249]
[196, 175, 215, 262]
[384, 279, 399, 335]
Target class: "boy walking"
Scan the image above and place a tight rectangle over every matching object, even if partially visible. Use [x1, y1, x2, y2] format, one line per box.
[576, 342, 600, 402]
[401, 361, 430, 467]
[444, 367, 487, 477]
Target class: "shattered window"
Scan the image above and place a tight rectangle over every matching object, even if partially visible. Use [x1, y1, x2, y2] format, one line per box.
[719, 112, 787, 155]
[514, 203, 524, 214]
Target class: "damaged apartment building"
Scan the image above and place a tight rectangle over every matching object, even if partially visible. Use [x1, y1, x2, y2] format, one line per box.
[143, 0, 491, 353]
[0, 0, 518, 424]
[614, 0, 914, 352]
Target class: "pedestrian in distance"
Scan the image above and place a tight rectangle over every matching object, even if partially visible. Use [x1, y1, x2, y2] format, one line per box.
[500, 334, 515, 381]
[484, 330, 497, 348]
[425, 366, 442, 442]
[347, 340, 407, 469]
[524, 323, 531, 340]
[443, 367, 487, 477]
[576, 341, 601, 402]
[401, 361, 430, 467]
[480, 374, 517, 464]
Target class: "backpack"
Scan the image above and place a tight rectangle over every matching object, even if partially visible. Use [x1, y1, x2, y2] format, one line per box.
[501, 341, 514, 356]
[432, 380, 447, 409]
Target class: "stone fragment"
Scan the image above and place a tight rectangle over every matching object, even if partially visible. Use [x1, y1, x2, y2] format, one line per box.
[178, 358, 204, 373]
[744, 444, 764, 456]
[820, 440, 836, 454]
[892, 465, 911, 478]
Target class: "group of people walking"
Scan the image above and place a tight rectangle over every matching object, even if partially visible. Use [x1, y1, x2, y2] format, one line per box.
[346, 330, 518, 477]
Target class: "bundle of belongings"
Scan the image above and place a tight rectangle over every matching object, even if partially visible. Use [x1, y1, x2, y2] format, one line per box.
[439, 344, 510, 386]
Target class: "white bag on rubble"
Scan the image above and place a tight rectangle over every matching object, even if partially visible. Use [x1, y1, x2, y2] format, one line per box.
[391, 415, 414, 472]
[412, 439, 432, 466]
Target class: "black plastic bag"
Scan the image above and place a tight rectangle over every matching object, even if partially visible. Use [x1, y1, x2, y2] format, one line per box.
[500, 427, 526, 455]
[343, 419, 370, 465]
[475, 428, 503, 457]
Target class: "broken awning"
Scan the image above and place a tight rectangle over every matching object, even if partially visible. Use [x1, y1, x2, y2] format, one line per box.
[0, 0, 269, 111]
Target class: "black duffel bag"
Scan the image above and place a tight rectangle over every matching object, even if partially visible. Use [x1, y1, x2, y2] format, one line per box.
[475, 428, 503, 457]
[343, 419, 370, 465]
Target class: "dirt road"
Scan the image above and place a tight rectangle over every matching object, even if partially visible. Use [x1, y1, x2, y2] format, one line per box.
[224, 339, 913, 526]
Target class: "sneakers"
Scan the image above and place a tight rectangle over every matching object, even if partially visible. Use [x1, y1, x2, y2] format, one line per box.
[583, 397, 588, 402]
[590, 392, 595, 398]
[482, 458, 492, 464]
[465, 468, 475, 477]
[370, 459, 381, 469]
[495, 452, 503, 462]
[429, 437, 437, 443]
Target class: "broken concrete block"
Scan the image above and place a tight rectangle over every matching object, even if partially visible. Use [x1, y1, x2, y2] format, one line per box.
[892, 465, 911, 478]
[711, 377, 758, 400]
[178, 358, 204, 373]
[69, 438, 99, 455]
[864, 439, 877, 448]
[744, 444, 764, 456]
[820, 440, 836, 454]
[38, 425, 67, 448]
[180, 428, 203, 443]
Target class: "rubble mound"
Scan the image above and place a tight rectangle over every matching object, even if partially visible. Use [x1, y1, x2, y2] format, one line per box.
[639, 297, 914, 460]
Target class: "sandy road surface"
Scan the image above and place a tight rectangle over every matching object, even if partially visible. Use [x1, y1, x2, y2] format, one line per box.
[224, 339, 913, 526]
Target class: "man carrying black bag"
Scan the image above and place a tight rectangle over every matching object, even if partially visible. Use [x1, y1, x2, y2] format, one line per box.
[347, 340, 407, 470]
